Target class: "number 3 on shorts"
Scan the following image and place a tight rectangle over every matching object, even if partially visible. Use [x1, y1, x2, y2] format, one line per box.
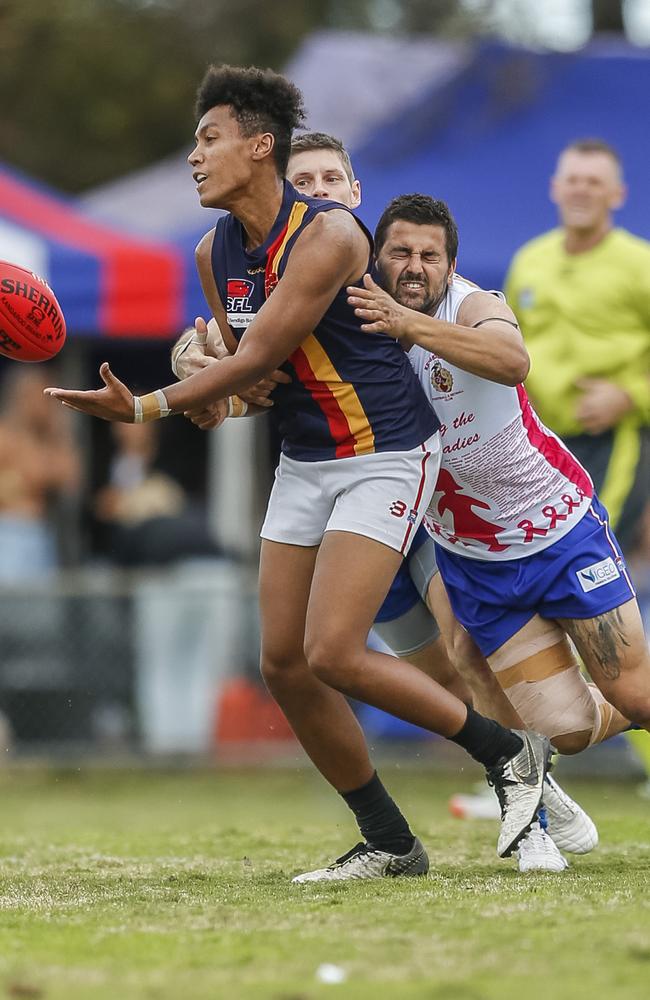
[389, 500, 408, 518]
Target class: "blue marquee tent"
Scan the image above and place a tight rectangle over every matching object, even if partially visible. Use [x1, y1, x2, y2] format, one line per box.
[352, 40, 650, 290]
[168, 39, 650, 322]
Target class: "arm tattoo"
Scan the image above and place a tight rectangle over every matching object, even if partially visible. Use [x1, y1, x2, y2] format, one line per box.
[560, 608, 631, 681]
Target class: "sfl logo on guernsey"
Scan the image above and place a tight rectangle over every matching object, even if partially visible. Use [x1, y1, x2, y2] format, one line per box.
[577, 557, 621, 593]
[226, 278, 254, 313]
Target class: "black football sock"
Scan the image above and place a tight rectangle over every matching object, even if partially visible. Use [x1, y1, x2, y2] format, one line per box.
[341, 771, 415, 855]
[449, 705, 524, 769]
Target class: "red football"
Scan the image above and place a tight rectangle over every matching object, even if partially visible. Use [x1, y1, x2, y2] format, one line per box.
[0, 260, 66, 362]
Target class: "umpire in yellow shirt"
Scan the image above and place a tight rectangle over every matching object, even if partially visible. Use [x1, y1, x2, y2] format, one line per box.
[505, 138, 649, 554]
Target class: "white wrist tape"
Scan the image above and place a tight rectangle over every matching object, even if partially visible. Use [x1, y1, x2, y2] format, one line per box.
[133, 389, 171, 423]
[227, 395, 249, 418]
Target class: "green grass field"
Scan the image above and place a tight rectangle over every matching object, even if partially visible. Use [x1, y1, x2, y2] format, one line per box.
[0, 764, 648, 1000]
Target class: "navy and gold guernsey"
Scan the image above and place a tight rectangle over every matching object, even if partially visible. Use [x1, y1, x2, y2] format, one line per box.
[211, 180, 438, 461]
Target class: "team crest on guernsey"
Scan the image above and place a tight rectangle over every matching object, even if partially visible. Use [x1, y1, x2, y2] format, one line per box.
[227, 278, 254, 312]
[430, 359, 453, 393]
[227, 278, 255, 329]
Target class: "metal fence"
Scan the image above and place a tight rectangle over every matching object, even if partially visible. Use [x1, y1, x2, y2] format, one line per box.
[0, 559, 646, 781]
[0, 559, 260, 756]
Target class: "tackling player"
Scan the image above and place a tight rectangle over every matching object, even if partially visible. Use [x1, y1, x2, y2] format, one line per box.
[45, 66, 554, 878]
[347, 195, 650, 796]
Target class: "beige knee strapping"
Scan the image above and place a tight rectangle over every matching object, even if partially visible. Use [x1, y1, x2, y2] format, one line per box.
[489, 615, 565, 671]
[500, 662, 603, 742]
[489, 618, 604, 742]
[586, 684, 617, 746]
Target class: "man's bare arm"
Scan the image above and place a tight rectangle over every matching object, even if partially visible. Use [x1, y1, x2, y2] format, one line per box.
[45, 211, 369, 421]
[194, 233, 293, 411]
[170, 231, 235, 379]
[194, 229, 239, 356]
[348, 275, 529, 387]
[174, 233, 291, 422]
[171, 230, 237, 373]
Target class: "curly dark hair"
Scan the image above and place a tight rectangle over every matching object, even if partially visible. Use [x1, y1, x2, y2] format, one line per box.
[375, 194, 459, 262]
[195, 64, 306, 175]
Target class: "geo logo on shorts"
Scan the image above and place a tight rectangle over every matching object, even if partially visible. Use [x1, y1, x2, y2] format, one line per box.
[577, 556, 621, 593]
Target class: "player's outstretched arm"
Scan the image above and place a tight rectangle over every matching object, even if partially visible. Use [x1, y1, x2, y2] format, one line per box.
[45, 211, 368, 423]
[348, 274, 529, 386]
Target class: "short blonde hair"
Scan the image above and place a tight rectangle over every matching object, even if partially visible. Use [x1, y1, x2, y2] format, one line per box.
[290, 131, 355, 184]
[560, 138, 622, 170]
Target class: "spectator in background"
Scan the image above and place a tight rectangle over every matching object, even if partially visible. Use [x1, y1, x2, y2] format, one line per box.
[505, 138, 649, 552]
[93, 422, 224, 567]
[0, 366, 81, 581]
[505, 137, 650, 791]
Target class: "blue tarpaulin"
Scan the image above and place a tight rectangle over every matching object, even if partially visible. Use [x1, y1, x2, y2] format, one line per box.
[352, 40, 650, 290]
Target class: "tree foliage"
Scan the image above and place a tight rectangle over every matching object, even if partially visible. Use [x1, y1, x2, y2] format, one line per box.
[0, 0, 325, 192]
[0, 0, 626, 193]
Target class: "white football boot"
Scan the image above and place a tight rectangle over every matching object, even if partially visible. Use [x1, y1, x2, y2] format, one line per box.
[292, 837, 429, 883]
[449, 773, 598, 855]
[487, 730, 552, 857]
[516, 821, 569, 872]
[542, 774, 598, 854]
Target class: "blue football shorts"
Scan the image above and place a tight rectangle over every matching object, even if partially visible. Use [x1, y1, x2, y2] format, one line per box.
[434, 495, 636, 658]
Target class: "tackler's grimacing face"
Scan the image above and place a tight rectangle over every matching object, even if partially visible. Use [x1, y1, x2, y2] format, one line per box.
[376, 221, 454, 315]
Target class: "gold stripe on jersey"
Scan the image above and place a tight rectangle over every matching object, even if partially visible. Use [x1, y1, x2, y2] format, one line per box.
[300, 335, 376, 456]
[270, 201, 309, 274]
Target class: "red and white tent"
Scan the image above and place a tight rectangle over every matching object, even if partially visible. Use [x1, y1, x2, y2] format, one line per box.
[0, 163, 186, 338]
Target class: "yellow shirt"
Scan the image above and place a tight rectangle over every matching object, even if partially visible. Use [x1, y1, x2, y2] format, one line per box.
[505, 227, 650, 435]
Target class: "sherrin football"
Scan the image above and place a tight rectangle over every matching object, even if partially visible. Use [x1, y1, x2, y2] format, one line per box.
[0, 260, 66, 362]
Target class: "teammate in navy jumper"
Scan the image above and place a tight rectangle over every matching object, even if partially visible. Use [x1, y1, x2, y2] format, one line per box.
[46, 66, 552, 877]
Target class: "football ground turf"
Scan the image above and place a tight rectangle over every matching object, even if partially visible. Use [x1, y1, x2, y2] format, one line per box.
[0, 764, 648, 1000]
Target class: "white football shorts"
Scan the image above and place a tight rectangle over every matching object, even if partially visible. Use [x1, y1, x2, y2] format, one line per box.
[260, 432, 441, 555]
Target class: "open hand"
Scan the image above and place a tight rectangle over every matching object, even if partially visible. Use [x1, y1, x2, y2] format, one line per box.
[347, 272, 409, 338]
[44, 363, 135, 422]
